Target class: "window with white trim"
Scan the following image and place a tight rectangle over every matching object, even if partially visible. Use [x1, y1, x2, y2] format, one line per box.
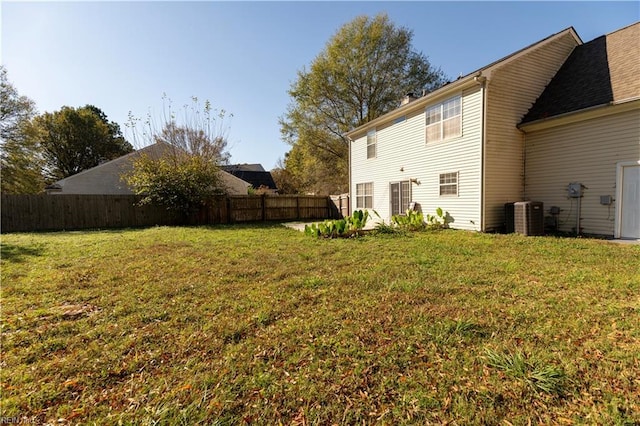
[439, 172, 458, 196]
[426, 96, 462, 142]
[356, 182, 373, 209]
[366, 130, 376, 159]
[390, 181, 411, 216]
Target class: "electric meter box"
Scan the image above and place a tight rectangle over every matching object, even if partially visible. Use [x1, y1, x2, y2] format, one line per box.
[568, 182, 583, 198]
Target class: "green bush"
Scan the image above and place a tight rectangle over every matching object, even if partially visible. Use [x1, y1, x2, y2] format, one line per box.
[304, 210, 370, 238]
[426, 207, 451, 229]
[391, 209, 426, 231]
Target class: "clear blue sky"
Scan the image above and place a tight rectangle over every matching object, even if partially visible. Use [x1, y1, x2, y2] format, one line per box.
[2, 1, 638, 169]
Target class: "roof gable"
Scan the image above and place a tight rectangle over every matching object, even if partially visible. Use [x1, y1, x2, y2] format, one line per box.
[48, 142, 171, 187]
[47, 142, 252, 193]
[521, 22, 640, 124]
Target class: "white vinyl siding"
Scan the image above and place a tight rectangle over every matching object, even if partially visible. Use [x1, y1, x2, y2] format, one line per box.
[426, 96, 461, 143]
[366, 130, 376, 159]
[355, 182, 373, 209]
[483, 31, 579, 231]
[350, 29, 581, 232]
[350, 86, 482, 230]
[525, 108, 640, 237]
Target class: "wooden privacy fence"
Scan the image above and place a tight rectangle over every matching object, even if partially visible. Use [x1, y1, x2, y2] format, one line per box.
[1, 194, 341, 233]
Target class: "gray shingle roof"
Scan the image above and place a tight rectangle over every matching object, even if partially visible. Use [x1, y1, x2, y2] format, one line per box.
[521, 22, 640, 124]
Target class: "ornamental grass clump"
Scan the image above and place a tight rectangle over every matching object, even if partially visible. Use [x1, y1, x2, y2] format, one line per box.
[484, 348, 567, 396]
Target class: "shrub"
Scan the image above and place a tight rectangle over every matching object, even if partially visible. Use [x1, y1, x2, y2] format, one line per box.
[304, 210, 370, 238]
[426, 207, 451, 229]
[391, 209, 426, 231]
[123, 151, 225, 218]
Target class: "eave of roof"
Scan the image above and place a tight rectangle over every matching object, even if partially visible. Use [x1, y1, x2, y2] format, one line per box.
[518, 97, 640, 132]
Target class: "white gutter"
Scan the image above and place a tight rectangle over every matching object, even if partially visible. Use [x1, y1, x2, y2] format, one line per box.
[518, 98, 640, 133]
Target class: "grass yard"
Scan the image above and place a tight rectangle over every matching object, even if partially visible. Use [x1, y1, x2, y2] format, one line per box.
[1, 224, 639, 425]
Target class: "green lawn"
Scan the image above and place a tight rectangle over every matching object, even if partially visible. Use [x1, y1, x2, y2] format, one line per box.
[1, 225, 639, 424]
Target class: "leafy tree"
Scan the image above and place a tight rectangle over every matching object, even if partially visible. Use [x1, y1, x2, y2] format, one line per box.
[122, 97, 231, 218]
[85, 104, 132, 156]
[124, 150, 225, 216]
[280, 13, 447, 194]
[33, 105, 133, 181]
[271, 155, 304, 194]
[0, 66, 44, 193]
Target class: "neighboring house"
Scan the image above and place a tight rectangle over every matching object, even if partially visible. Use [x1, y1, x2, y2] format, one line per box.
[45, 142, 251, 196]
[221, 164, 278, 193]
[519, 23, 640, 239]
[347, 22, 639, 238]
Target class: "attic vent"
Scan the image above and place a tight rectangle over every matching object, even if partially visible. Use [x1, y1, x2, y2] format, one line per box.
[400, 93, 418, 106]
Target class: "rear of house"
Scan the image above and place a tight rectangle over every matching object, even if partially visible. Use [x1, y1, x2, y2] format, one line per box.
[349, 83, 484, 231]
[348, 27, 580, 231]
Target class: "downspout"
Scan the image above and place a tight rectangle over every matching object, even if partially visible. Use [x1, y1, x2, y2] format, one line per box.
[348, 136, 352, 216]
[475, 75, 487, 232]
[521, 127, 527, 201]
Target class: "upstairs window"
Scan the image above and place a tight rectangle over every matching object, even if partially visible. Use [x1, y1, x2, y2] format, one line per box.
[367, 130, 376, 159]
[426, 96, 462, 143]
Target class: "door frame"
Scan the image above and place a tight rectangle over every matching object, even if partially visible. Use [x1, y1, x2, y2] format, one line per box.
[389, 180, 411, 218]
[615, 160, 640, 239]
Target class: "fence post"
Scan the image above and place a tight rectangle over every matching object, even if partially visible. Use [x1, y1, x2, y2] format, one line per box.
[327, 197, 331, 219]
[226, 196, 232, 224]
[261, 194, 266, 222]
[296, 196, 300, 220]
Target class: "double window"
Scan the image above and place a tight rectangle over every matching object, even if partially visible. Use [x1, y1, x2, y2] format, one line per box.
[390, 181, 411, 216]
[439, 172, 458, 196]
[426, 96, 462, 142]
[356, 182, 373, 209]
[366, 130, 376, 159]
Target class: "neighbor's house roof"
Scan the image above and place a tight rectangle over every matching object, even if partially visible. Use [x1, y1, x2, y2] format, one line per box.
[221, 165, 278, 190]
[222, 163, 266, 172]
[44, 142, 173, 194]
[521, 22, 640, 125]
[346, 26, 582, 140]
[45, 142, 252, 195]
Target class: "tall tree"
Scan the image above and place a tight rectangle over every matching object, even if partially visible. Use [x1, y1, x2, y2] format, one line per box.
[0, 66, 43, 193]
[271, 154, 305, 195]
[280, 13, 447, 194]
[33, 105, 133, 181]
[85, 104, 132, 156]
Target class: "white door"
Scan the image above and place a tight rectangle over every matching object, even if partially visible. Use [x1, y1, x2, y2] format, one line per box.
[620, 164, 640, 239]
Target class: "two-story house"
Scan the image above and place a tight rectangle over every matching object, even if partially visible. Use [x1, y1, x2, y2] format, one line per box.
[347, 22, 639, 238]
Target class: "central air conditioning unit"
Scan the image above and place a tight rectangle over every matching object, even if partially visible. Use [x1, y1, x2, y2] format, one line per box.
[514, 201, 544, 236]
